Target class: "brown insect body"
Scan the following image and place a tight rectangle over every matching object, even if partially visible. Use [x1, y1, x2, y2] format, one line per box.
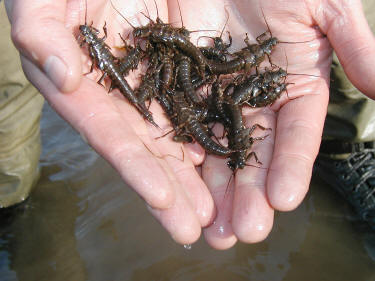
[168, 90, 232, 156]
[134, 25, 208, 78]
[207, 80, 231, 125]
[136, 71, 159, 106]
[176, 55, 204, 105]
[200, 34, 232, 63]
[79, 1, 295, 171]
[78, 24, 159, 127]
[247, 83, 287, 107]
[226, 123, 268, 171]
[207, 30, 278, 75]
[118, 44, 145, 76]
[227, 67, 288, 106]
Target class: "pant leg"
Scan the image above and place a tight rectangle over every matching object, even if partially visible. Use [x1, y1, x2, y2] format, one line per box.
[323, 0, 375, 142]
[0, 2, 44, 208]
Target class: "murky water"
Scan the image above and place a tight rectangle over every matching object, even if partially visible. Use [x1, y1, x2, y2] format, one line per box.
[0, 104, 374, 281]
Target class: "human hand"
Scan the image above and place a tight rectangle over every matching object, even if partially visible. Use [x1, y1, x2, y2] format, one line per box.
[5, 0, 217, 245]
[5, 0, 375, 250]
[171, 0, 375, 249]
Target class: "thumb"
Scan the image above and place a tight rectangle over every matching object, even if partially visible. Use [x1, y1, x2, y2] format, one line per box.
[7, 0, 82, 93]
[316, 0, 375, 98]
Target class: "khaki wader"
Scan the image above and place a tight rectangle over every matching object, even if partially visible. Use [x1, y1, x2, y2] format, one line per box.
[0, 3, 44, 208]
[323, 1, 375, 143]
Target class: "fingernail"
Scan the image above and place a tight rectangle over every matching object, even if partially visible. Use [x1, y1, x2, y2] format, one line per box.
[43, 56, 68, 91]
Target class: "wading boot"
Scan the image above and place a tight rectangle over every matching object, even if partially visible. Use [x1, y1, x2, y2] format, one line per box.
[314, 140, 375, 230]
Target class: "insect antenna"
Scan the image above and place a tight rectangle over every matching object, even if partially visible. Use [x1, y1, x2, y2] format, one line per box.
[260, 5, 273, 38]
[284, 83, 293, 100]
[176, 0, 184, 29]
[84, 0, 88, 25]
[77, 0, 88, 43]
[286, 51, 321, 78]
[152, 0, 163, 23]
[287, 73, 321, 78]
[142, 143, 185, 162]
[244, 163, 266, 169]
[224, 172, 234, 199]
[143, 0, 152, 22]
[278, 38, 316, 44]
[110, 0, 137, 29]
[139, 0, 165, 24]
[140, 0, 163, 25]
[219, 6, 230, 39]
[190, 29, 220, 34]
[273, 51, 298, 100]
[196, 7, 229, 46]
[196, 35, 215, 46]
[274, 51, 322, 79]
[140, 11, 154, 23]
[259, 5, 315, 44]
[176, 0, 220, 36]
[283, 51, 291, 100]
[155, 128, 175, 140]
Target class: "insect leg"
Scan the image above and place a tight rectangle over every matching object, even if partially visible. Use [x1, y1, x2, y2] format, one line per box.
[97, 72, 107, 87]
[245, 151, 262, 165]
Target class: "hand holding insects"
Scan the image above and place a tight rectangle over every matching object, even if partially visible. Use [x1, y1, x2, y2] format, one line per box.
[6, 0, 218, 245]
[5, 0, 375, 250]
[168, 0, 375, 249]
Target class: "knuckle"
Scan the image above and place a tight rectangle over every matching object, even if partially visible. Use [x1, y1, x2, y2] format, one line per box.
[10, 21, 29, 49]
[11, 17, 53, 51]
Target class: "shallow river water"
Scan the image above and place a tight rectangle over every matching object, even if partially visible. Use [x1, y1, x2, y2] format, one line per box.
[1, 104, 374, 281]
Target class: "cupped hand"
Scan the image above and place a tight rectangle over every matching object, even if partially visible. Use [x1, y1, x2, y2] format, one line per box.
[167, 0, 375, 249]
[5, 0, 375, 249]
[5, 0, 217, 245]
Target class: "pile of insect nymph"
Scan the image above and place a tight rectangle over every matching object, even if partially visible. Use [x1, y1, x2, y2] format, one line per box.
[77, 0, 318, 173]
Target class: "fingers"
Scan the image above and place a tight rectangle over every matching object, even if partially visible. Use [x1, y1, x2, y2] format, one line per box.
[311, 0, 375, 97]
[7, 0, 82, 93]
[148, 185, 202, 244]
[202, 155, 237, 250]
[155, 156, 215, 228]
[22, 54, 210, 244]
[231, 109, 275, 243]
[115, 101, 216, 228]
[183, 142, 206, 166]
[203, 109, 276, 249]
[267, 83, 329, 211]
[167, 0, 228, 43]
[21, 55, 176, 210]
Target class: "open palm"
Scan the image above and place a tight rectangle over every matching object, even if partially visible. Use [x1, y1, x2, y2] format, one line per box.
[6, 0, 375, 249]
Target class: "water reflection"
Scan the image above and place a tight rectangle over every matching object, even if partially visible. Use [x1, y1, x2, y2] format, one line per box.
[1, 177, 87, 281]
[0, 104, 374, 281]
